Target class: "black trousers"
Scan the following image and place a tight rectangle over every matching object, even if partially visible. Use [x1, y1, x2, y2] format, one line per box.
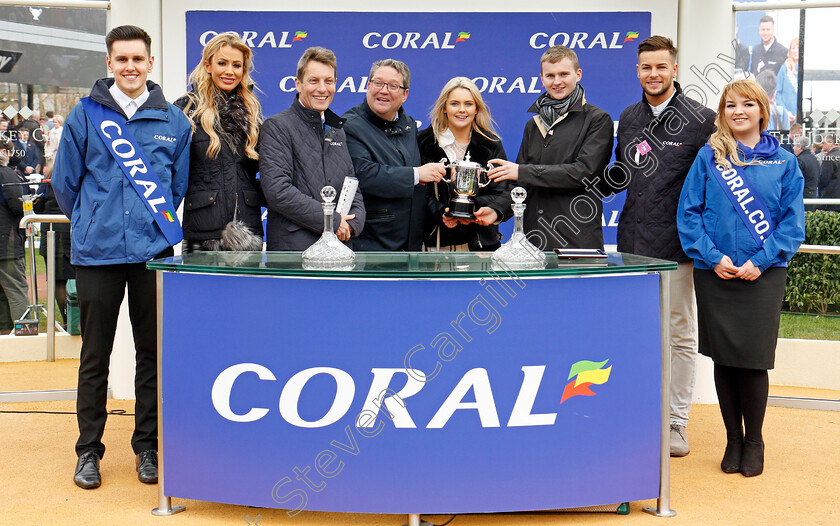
[74, 254, 168, 459]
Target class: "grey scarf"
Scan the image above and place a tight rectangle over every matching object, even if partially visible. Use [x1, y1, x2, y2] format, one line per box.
[536, 84, 584, 130]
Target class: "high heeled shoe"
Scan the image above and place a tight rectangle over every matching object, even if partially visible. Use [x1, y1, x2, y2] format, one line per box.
[720, 435, 743, 473]
[739, 439, 764, 477]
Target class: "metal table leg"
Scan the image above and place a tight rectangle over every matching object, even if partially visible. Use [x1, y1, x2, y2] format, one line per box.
[643, 270, 676, 517]
[152, 270, 185, 516]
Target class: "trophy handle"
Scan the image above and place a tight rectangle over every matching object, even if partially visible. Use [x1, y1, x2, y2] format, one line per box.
[477, 163, 494, 188]
[440, 157, 452, 183]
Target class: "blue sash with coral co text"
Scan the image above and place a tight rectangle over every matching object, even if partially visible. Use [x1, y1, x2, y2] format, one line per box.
[705, 149, 774, 245]
[81, 97, 182, 246]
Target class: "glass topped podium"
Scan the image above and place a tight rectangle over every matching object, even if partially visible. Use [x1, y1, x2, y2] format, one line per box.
[148, 251, 676, 278]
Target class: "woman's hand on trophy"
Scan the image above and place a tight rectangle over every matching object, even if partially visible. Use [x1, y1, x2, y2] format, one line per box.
[418, 162, 446, 183]
[442, 210, 460, 229]
[337, 214, 355, 241]
[487, 159, 519, 181]
[473, 207, 498, 226]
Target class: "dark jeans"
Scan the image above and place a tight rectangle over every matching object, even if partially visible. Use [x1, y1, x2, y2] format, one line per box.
[74, 250, 170, 459]
[0, 286, 12, 332]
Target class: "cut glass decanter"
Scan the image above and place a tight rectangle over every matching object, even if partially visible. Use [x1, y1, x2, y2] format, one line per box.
[491, 187, 546, 270]
[302, 186, 356, 270]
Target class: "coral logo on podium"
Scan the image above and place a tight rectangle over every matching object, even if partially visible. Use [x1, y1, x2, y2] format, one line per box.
[212, 360, 616, 427]
[560, 359, 612, 403]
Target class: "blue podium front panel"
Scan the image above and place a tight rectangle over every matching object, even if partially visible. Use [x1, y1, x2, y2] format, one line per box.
[161, 272, 661, 514]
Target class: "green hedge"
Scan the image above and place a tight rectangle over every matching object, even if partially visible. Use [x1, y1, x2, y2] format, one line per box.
[785, 210, 840, 314]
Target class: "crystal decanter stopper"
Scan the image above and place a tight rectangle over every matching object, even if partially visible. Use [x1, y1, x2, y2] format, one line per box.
[302, 186, 355, 270]
[491, 187, 546, 270]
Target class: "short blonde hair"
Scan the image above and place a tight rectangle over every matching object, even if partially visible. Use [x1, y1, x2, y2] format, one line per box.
[541, 45, 579, 71]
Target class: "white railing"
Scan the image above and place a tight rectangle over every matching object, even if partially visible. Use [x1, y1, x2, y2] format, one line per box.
[17, 214, 71, 362]
[773, 198, 840, 411]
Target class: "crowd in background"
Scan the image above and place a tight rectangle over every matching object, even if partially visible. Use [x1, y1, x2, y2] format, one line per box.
[735, 15, 799, 131]
[732, 13, 840, 205]
[0, 110, 70, 334]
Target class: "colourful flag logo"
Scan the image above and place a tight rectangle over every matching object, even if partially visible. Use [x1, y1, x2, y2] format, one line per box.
[561, 359, 612, 403]
[624, 31, 640, 43]
[293, 31, 308, 42]
[456, 32, 471, 43]
[636, 140, 652, 156]
[161, 210, 175, 223]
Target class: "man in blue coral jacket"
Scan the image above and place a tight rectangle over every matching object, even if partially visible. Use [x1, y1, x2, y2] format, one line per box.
[52, 25, 190, 490]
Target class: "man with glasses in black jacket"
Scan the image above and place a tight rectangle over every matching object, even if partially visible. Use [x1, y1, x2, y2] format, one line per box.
[343, 59, 445, 251]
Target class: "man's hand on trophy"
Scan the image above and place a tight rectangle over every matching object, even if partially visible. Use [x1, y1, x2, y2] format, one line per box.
[337, 214, 355, 241]
[487, 159, 519, 181]
[473, 207, 498, 226]
[418, 162, 446, 183]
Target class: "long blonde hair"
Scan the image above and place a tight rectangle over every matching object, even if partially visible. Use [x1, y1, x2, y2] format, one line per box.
[708, 80, 771, 170]
[785, 37, 799, 74]
[429, 77, 499, 143]
[182, 32, 261, 160]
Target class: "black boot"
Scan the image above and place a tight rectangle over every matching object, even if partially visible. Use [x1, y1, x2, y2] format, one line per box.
[714, 365, 745, 473]
[740, 439, 764, 477]
[721, 434, 743, 473]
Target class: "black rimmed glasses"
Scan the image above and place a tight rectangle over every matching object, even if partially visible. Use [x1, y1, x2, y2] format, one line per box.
[369, 79, 407, 93]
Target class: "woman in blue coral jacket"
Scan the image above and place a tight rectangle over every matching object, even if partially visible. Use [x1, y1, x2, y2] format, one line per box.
[678, 79, 805, 479]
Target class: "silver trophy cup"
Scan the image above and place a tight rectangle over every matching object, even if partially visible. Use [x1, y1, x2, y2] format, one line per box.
[440, 152, 492, 219]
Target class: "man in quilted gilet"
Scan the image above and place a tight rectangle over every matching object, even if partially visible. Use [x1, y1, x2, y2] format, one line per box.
[615, 36, 715, 457]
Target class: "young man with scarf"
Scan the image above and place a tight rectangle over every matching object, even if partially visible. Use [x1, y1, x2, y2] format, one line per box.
[52, 25, 191, 489]
[615, 36, 716, 457]
[480, 45, 613, 250]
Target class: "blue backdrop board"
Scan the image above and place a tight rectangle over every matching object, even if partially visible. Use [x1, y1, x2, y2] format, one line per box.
[184, 11, 653, 244]
[161, 272, 661, 513]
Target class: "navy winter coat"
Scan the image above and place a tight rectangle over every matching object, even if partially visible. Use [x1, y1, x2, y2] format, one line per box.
[343, 101, 425, 251]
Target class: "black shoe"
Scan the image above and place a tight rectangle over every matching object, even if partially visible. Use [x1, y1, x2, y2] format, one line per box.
[74, 451, 101, 489]
[136, 449, 158, 484]
[720, 436, 743, 473]
[740, 439, 764, 477]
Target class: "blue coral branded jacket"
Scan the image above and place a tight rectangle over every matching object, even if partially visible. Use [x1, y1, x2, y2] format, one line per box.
[52, 79, 191, 266]
[677, 133, 805, 272]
